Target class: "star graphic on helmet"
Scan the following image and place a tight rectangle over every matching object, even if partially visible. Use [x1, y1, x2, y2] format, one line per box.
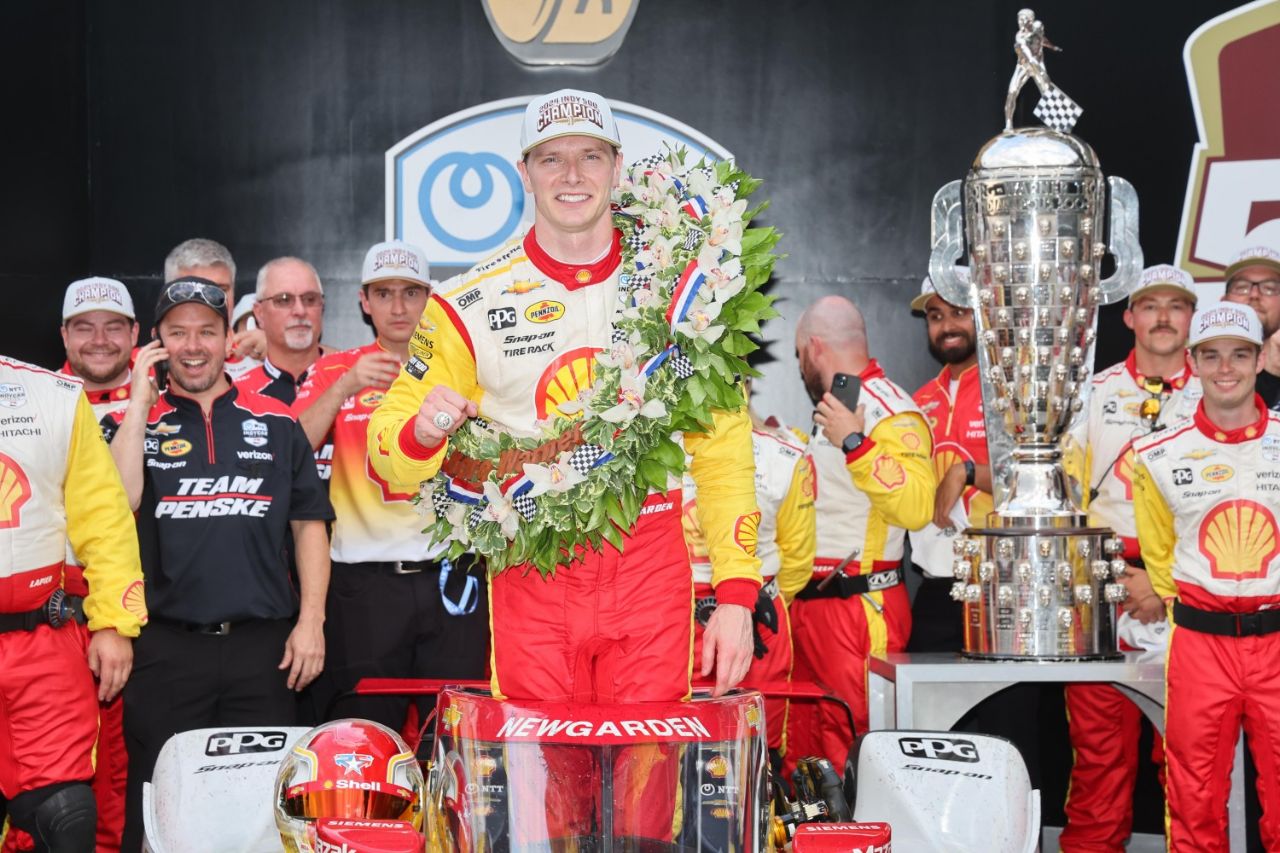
[333, 752, 374, 776]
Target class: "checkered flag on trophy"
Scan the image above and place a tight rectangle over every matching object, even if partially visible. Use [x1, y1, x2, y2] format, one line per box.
[1034, 85, 1083, 134]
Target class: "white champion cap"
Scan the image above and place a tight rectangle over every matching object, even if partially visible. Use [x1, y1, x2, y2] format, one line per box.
[1223, 245, 1280, 281]
[1189, 301, 1264, 348]
[1129, 264, 1198, 305]
[361, 240, 431, 287]
[62, 276, 136, 322]
[231, 294, 257, 329]
[910, 267, 970, 312]
[520, 89, 621, 155]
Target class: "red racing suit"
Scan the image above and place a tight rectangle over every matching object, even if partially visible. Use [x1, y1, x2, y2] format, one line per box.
[1059, 351, 1197, 852]
[1133, 397, 1280, 852]
[0, 358, 146, 848]
[368, 227, 762, 705]
[786, 361, 934, 770]
[683, 422, 817, 751]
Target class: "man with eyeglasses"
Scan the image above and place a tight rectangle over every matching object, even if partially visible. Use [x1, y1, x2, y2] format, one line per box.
[292, 241, 489, 730]
[1221, 245, 1280, 411]
[165, 237, 265, 380]
[103, 278, 333, 852]
[1059, 265, 1200, 852]
[1133, 301, 1280, 850]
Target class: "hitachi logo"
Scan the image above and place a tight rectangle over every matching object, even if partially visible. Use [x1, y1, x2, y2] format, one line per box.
[495, 716, 712, 739]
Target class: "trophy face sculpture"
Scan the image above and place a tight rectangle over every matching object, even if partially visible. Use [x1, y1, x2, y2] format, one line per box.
[929, 10, 1142, 659]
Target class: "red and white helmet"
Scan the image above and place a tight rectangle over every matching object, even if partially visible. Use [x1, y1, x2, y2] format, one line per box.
[275, 719, 424, 851]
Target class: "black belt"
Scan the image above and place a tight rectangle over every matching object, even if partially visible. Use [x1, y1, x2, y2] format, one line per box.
[796, 566, 904, 601]
[1172, 601, 1280, 638]
[0, 590, 85, 634]
[336, 558, 444, 575]
[149, 616, 265, 636]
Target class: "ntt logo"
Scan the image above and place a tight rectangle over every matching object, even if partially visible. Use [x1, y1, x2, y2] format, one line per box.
[386, 97, 732, 269]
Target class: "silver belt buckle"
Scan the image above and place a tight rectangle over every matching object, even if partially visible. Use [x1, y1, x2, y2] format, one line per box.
[208, 621, 233, 635]
[392, 560, 423, 575]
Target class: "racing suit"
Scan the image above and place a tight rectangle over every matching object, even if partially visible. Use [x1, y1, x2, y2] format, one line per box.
[1060, 352, 1197, 851]
[684, 423, 817, 751]
[785, 362, 934, 770]
[1133, 396, 1280, 851]
[237, 356, 334, 482]
[0, 357, 146, 849]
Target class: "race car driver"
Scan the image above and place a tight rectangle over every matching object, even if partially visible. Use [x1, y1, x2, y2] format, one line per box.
[0, 355, 147, 853]
[786, 295, 935, 770]
[1133, 301, 1280, 850]
[367, 89, 761, 707]
[1060, 265, 1199, 852]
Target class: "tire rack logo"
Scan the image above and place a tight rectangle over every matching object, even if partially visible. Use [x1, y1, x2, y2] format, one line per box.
[1198, 499, 1280, 580]
[204, 730, 289, 756]
[481, 0, 641, 66]
[0, 452, 32, 530]
[1176, 1, 1280, 285]
[387, 98, 732, 269]
[898, 736, 980, 763]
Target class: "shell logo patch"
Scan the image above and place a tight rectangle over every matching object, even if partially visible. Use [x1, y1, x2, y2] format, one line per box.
[0, 452, 32, 530]
[872, 455, 907, 491]
[799, 457, 817, 501]
[705, 754, 729, 779]
[1199, 500, 1280, 580]
[733, 511, 761, 556]
[534, 346, 599, 421]
[1202, 464, 1234, 483]
[122, 580, 148, 623]
[902, 432, 921, 450]
[161, 439, 192, 457]
[525, 300, 565, 324]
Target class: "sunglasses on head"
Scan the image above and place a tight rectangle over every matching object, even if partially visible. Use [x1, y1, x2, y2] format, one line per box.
[161, 279, 228, 311]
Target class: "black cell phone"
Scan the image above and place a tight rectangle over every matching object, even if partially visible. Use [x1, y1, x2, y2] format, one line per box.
[151, 333, 169, 390]
[831, 372, 861, 411]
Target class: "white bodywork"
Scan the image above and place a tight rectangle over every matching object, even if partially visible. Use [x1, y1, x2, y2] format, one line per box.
[852, 730, 1040, 853]
[142, 726, 311, 853]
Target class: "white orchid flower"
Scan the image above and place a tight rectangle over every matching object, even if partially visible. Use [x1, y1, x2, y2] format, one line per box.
[641, 195, 681, 231]
[481, 480, 521, 540]
[622, 286, 657, 320]
[697, 245, 747, 302]
[687, 169, 718, 200]
[711, 186, 739, 212]
[523, 451, 587, 498]
[599, 370, 668, 424]
[444, 499, 470, 530]
[676, 300, 725, 344]
[596, 331, 646, 371]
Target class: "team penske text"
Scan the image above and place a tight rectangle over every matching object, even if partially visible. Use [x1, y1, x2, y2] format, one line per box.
[156, 475, 272, 518]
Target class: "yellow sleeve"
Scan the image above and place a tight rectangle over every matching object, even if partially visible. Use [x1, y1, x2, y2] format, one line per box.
[775, 452, 817, 603]
[64, 393, 146, 636]
[847, 412, 936, 532]
[1132, 460, 1177, 601]
[685, 406, 763, 603]
[368, 294, 479, 490]
[1061, 433, 1092, 511]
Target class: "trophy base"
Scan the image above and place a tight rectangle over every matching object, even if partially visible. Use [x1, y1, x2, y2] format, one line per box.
[953, 525, 1125, 660]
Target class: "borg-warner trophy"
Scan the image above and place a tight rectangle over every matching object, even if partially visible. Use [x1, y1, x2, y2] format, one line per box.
[929, 10, 1142, 659]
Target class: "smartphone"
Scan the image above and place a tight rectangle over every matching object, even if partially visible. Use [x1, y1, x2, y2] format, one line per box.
[831, 372, 861, 411]
[151, 333, 169, 390]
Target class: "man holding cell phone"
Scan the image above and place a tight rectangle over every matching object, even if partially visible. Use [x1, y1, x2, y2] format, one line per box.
[786, 295, 936, 769]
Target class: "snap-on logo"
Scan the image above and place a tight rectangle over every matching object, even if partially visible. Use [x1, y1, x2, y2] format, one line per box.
[898, 736, 979, 763]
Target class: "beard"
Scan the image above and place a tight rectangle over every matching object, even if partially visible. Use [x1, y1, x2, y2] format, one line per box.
[802, 368, 826, 406]
[928, 330, 976, 365]
[67, 349, 130, 385]
[283, 324, 316, 351]
[170, 367, 220, 395]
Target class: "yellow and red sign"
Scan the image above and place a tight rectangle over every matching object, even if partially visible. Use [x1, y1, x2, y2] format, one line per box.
[0, 452, 32, 530]
[1199, 499, 1280, 579]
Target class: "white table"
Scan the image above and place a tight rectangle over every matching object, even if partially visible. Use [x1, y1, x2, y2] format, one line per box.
[867, 651, 1246, 852]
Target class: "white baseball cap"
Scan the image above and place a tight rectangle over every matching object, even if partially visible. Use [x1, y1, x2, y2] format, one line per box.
[361, 240, 431, 287]
[1223, 245, 1280, 281]
[1189, 301, 1264, 348]
[62, 276, 136, 322]
[520, 89, 620, 156]
[231, 294, 257, 329]
[1129, 264, 1198, 306]
[910, 267, 970, 312]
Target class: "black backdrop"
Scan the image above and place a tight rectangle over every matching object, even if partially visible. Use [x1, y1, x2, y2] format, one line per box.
[0, 0, 1250, 836]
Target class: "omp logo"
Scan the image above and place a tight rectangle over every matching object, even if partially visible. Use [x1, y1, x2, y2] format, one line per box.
[388, 98, 731, 268]
[488, 307, 518, 331]
[1176, 1, 1280, 284]
[898, 736, 980, 763]
[525, 300, 565, 324]
[482, 0, 640, 66]
[0, 453, 32, 530]
[205, 730, 288, 756]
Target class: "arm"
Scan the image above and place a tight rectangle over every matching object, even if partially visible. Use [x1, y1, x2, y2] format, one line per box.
[368, 295, 479, 488]
[848, 411, 937, 532]
[108, 341, 165, 510]
[279, 518, 329, 690]
[933, 460, 992, 529]
[295, 350, 403, 449]
[775, 453, 817, 604]
[1132, 460, 1177, 603]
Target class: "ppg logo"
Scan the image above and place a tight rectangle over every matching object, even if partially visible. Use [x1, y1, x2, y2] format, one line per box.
[898, 736, 980, 763]
[488, 307, 518, 331]
[387, 97, 732, 270]
[204, 730, 289, 756]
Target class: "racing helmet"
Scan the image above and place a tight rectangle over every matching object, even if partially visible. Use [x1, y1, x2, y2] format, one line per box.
[275, 719, 425, 851]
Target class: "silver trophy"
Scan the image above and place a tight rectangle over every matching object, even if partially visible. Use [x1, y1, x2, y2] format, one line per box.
[929, 10, 1142, 660]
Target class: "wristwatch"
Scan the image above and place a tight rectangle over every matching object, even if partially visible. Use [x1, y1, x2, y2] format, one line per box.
[840, 431, 866, 454]
[963, 459, 976, 487]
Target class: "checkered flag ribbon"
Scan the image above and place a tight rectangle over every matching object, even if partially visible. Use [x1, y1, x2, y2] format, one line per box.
[466, 505, 485, 529]
[670, 347, 695, 379]
[1034, 86, 1083, 134]
[471, 416, 490, 432]
[682, 227, 705, 252]
[632, 153, 667, 172]
[623, 231, 646, 254]
[431, 486, 452, 517]
[512, 493, 538, 521]
[568, 444, 607, 474]
[611, 327, 629, 344]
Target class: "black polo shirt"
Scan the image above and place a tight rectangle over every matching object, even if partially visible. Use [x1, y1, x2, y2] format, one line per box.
[236, 356, 333, 482]
[1258, 369, 1280, 412]
[103, 384, 333, 623]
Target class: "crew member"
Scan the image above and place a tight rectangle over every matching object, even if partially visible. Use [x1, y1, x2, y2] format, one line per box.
[1221, 245, 1280, 410]
[293, 240, 488, 730]
[1133, 301, 1280, 850]
[0, 355, 146, 853]
[1060, 265, 1199, 851]
[106, 279, 332, 852]
[165, 237, 264, 377]
[787, 295, 935, 769]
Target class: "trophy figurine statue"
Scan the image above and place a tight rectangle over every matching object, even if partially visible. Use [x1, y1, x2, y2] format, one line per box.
[929, 10, 1142, 660]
